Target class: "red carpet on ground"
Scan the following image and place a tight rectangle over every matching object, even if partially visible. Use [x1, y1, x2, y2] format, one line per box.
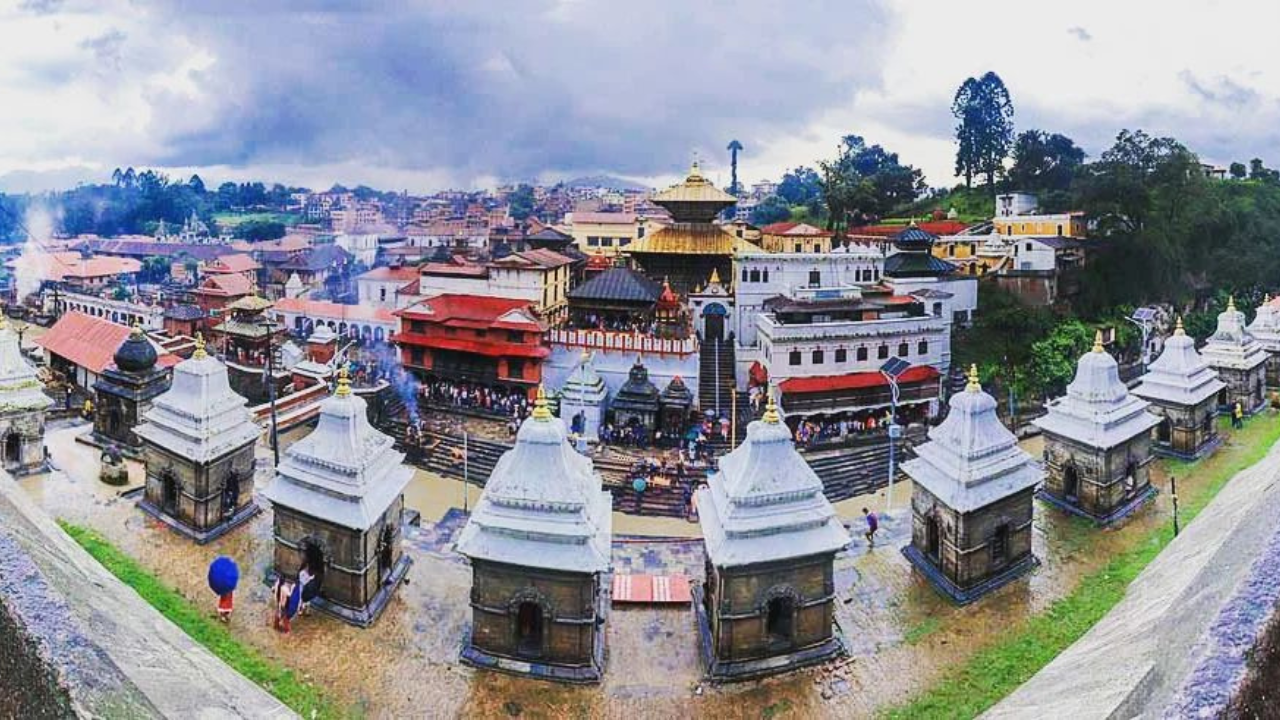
[612, 574, 692, 604]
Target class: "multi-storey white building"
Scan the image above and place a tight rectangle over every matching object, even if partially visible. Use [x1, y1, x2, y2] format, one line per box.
[732, 245, 885, 348]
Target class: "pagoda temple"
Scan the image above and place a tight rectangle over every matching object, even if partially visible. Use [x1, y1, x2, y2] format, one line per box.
[1132, 318, 1225, 459]
[1033, 332, 1161, 524]
[92, 324, 171, 454]
[658, 375, 693, 439]
[624, 161, 753, 296]
[902, 366, 1042, 604]
[1202, 296, 1268, 414]
[1247, 294, 1280, 386]
[260, 369, 412, 627]
[134, 335, 261, 543]
[0, 315, 52, 476]
[455, 387, 612, 683]
[210, 294, 289, 403]
[695, 394, 850, 681]
[611, 357, 660, 433]
[883, 223, 959, 279]
[558, 350, 608, 441]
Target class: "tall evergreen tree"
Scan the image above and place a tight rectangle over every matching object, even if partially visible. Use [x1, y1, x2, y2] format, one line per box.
[952, 72, 1015, 191]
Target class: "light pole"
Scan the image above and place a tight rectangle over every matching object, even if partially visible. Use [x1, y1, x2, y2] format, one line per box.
[881, 357, 910, 514]
[258, 319, 280, 467]
[1126, 307, 1157, 374]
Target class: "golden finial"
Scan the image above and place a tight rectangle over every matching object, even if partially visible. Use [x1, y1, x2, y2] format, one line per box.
[193, 332, 208, 359]
[1093, 330, 1104, 353]
[709, 267, 722, 286]
[1228, 295, 1236, 311]
[580, 347, 591, 363]
[966, 364, 981, 392]
[1175, 316, 1185, 336]
[532, 385, 552, 421]
[690, 153, 701, 178]
[762, 388, 780, 424]
[335, 366, 351, 397]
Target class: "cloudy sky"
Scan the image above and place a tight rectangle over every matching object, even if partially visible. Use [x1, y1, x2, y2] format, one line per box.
[1, 0, 1277, 194]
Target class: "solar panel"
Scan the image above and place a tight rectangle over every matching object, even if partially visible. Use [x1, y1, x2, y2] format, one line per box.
[880, 357, 911, 379]
[1131, 307, 1157, 322]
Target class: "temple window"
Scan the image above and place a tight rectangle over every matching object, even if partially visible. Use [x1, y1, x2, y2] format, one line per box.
[877, 345, 888, 360]
[835, 348, 847, 363]
[857, 347, 868, 361]
[918, 340, 928, 355]
[812, 349, 824, 364]
[789, 351, 801, 366]
[897, 343, 908, 357]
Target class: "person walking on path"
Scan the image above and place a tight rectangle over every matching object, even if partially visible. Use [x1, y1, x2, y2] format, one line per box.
[863, 507, 879, 546]
[1233, 401, 1244, 429]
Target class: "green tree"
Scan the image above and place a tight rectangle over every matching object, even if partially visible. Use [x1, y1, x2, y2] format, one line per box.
[750, 196, 792, 226]
[508, 183, 536, 221]
[1230, 162, 1247, 180]
[1006, 130, 1085, 193]
[1027, 320, 1096, 397]
[818, 135, 924, 230]
[232, 219, 286, 242]
[777, 167, 823, 207]
[188, 174, 206, 194]
[952, 72, 1015, 191]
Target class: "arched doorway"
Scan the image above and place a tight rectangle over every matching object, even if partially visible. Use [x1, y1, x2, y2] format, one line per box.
[377, 524, 395, 583]
[1063, 463, 1080, 501]
[1156, 418, 1172, 444]
[990, 523, 1010, 568]
[1124, 461, 1138, 496]
[516, 602, 543, 658]
[107, 408, 122, 438]
[302, 539, 326, 578]
[765, 596, 795, 647]
[221, 473, 240, 519]
[4, 433, 20, 468]
[1217, 388, 1228, 406]
[161, 471, 179, 515]
[703, 303, 728, 342]
[925, 513, 941, 563]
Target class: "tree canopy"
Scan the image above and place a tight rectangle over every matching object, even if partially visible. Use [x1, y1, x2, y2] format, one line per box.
[818, 135, 924, 231]
[1005, 130, 1085, 194]
[952, 72, 1015, 190]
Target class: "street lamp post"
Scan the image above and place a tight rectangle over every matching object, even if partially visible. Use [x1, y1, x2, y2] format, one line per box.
[259, 319, 280, 467]
[880, 357, 910, 514]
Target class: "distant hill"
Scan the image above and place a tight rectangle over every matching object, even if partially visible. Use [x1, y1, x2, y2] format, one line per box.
[563, 175, 649, 192]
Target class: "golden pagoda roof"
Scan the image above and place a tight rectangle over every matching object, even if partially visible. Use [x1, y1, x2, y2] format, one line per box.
[625, 223, 755, 255]
[226, 294, 274, 312]
[651, 162, 738, 205]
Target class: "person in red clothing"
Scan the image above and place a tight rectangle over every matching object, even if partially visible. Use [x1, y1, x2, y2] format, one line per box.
[216, 591, 234, 622]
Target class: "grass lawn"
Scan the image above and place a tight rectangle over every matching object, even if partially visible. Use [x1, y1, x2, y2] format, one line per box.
[214, 211, 301, 228]
[58, 521, 349, 720]
[884, 414, 1280, 719]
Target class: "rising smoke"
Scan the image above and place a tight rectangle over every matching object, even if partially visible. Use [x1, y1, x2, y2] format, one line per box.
[15, 203, 58, 302]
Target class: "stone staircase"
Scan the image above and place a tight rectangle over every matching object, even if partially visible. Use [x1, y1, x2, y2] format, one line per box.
[698, 339, 736, 418]
[800, 427, 926, 503]
[387, 422, 508, 486]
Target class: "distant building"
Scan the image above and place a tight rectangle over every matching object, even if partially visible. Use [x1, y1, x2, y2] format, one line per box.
[564, 211, 643, 257]
[993, 212, 1086, 238]
[757, 222, 835, 254]
[271, 298, 397, 346]
[356, 266, 420, 309]
[995, 192, 1039, 218]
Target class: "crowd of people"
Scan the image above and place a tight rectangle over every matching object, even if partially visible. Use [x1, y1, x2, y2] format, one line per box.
[790, 407, 924, 449]
[567, 313, 657, 335]
[420, 379, 531, 420]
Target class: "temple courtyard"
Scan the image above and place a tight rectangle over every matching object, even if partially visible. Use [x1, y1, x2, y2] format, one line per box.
[13, 413, 1277, 718]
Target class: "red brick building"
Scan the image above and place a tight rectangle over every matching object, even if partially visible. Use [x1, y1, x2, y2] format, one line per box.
[392, 294, 548, 397]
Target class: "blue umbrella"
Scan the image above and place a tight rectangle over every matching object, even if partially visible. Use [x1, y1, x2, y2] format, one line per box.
[632, 477, 648, 494]
[207, 556, 239, 596]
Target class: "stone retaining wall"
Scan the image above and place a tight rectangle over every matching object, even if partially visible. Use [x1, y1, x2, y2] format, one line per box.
[985, 438, 1280, 718]
[0, 478, 295, 718]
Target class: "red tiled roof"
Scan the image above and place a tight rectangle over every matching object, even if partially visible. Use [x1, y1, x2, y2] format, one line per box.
[10, 252, 141, 281]
[418, 262, 489, 278]
[35, 311, 178, 374]
[357, 266, 419, 283]
[272, 298, 397, 324]
[779, 366, 940, 394]
[760, 222, 834, 237]
[204, 253, 260, 274]
[388, 334, 550, 359]
[850, 221, 971, 237]
[489, 248, 575, 269]
[395, 294, 544, 332]
[570, 212, 637, 225]
[196, 273, 253, 297]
